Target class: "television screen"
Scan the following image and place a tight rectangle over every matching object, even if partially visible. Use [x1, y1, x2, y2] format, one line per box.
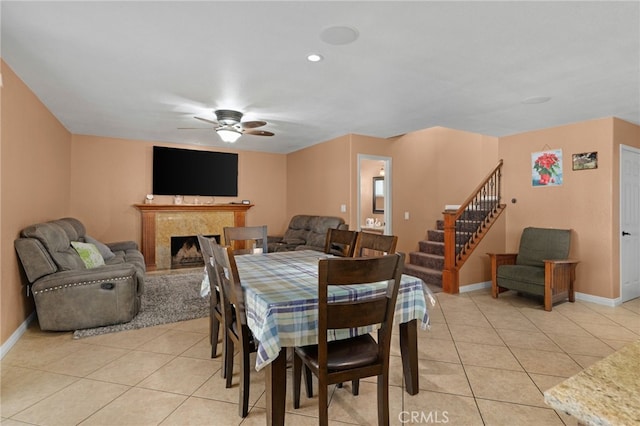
[153, 146, 238, 196]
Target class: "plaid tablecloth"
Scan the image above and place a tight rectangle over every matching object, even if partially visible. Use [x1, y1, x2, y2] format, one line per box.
[235, 250, 435, 371]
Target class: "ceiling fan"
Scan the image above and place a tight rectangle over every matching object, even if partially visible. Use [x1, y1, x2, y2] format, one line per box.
[180, 109, 274, 143]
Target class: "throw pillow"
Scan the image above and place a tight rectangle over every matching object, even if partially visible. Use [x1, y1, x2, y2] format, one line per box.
[71, 241, 105, 269]
[85, 234, 116, 260]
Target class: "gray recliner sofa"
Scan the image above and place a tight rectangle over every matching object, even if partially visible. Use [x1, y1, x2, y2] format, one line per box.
[267, 215, 348, 253]
[14, 217, 145, 331]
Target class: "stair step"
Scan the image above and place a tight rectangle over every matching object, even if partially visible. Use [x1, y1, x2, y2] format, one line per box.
[436, 219, 484, 233]
[409, 251, 444, 270]
[418, 240, 444, 256]
[427, 229, 443, 242]
[403, 264, 442, 287]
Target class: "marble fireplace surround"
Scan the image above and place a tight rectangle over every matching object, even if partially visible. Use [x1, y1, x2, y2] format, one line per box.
[135, 204, 253, 270]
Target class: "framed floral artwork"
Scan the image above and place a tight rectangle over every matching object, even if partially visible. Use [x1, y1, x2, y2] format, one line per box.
[532, 149, 563, 187]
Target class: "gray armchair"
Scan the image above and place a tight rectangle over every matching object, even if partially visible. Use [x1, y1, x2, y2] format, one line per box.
[14, 218, 145, 331]
[488, 227, 579, 311]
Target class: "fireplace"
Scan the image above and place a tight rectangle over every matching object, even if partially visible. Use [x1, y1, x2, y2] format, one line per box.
[171, 235, 220, 269]
[135, 203, 253, 271]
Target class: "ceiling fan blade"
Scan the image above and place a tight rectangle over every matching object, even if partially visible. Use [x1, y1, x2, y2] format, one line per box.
[241, 120, 267, 129]
[178, 127, 210, 130]
[194, 116, 218, 125]
[245, 130, 274, 137]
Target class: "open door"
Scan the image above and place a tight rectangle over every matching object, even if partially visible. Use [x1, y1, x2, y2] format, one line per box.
[357, 154, 392, 235]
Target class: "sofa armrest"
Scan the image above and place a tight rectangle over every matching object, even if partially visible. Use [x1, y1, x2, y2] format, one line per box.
[32, 263, 141, 295]
[106, 240, 139, 252]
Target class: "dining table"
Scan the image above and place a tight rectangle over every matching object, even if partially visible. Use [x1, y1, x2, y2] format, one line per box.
[233, 249, 435, 426]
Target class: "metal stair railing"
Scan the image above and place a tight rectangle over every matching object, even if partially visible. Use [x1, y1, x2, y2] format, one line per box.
[442, 160, 505, 293]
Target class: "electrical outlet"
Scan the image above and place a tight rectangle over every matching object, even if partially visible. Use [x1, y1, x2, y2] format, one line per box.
[340, 204, 347, 213]
[404, 211, 410, 220]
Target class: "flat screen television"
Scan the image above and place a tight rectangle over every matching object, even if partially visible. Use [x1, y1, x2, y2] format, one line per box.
[152, 146, 238, 196]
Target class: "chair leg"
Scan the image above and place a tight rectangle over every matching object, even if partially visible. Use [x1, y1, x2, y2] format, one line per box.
[319, 377, 329, 426]
[293, 353, 302, 409]
[238, 340, 250, 418]
[225, 336, 234, 389]
[377, 374, 390, 426]
[304, 366, 313, 398]
[211, 314, 220, 358]
[352, 379, 359, 396]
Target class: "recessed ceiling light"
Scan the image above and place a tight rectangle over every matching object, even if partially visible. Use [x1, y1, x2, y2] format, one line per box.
[307, 53, 323, 62]
[320, 26, 359, 45]
[521, 96, 552, 104]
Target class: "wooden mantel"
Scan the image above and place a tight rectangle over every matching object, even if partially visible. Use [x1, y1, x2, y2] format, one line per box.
[134, 203, 253, 270]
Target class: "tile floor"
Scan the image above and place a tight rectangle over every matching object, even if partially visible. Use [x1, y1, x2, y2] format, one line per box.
[2, 289, 639, 425]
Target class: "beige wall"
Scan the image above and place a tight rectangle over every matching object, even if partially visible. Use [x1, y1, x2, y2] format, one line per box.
[1, 61, 288, 347]
[389, 127, 503, 286]
[69, 136, 288, 244]
[4, 55, 637, 348]
[1, 61, 72, 344]
[289, 128, 503, 287]
[286, 135, 351, 225]
[499, 118, 640, 299]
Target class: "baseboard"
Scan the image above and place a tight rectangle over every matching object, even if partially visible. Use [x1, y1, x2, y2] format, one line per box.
[1, 312, 36, 360]
[459, 280, 491, 293]
[575, 292, 621, 307]
[456, 284, 620, 307]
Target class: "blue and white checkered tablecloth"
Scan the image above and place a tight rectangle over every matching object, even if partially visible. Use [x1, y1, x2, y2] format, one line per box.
[234, 250, 435, 371]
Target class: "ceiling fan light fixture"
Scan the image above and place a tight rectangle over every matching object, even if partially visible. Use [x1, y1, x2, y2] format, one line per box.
[216, 127, 242, 143]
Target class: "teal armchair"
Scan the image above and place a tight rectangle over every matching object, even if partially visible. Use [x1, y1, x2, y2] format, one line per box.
[488, 227, 579, 311]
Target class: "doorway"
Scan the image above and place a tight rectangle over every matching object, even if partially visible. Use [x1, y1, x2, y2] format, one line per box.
[620, 144, 640, 303]
[357, 154, 392, 235]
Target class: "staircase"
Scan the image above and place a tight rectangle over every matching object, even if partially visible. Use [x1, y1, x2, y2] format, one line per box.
[404, 210, 494, 289]
[404, 227, 444, 288]
[404, 160, 506, 293]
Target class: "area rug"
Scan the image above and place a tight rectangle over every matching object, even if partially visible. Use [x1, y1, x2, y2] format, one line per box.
[72, 270, 208, 339]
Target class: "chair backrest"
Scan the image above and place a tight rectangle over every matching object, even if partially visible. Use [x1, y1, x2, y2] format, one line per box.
[197, 234, 220, 308]
[318, 253, 405, 364]
[324, 228, 358, 257]
[516, 227, 571, 267]
[223, 225, 268, 255]
[353, 232, 398, 257]
[210, 244, 249, 326]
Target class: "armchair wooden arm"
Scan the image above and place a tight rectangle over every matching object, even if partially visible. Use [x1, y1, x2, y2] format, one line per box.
[487, 253, 518, 298]
[544, 259, 579, 311]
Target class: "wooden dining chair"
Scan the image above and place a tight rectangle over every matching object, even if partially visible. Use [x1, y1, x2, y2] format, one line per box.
[353, 232, 398, 257]
[292, 253, 405, 426]
[324, 228, 358, 257]
[210, 243, 258, 418]
[197, 234, 224, 363]
[223, 225, 268, 255]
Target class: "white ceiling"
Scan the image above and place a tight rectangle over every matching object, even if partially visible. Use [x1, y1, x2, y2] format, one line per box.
[2, 1, 639, 154]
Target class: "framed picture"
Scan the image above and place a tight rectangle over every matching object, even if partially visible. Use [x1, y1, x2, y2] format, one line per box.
[572, 152, 598, 170]
[532, 149, 563, 187]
